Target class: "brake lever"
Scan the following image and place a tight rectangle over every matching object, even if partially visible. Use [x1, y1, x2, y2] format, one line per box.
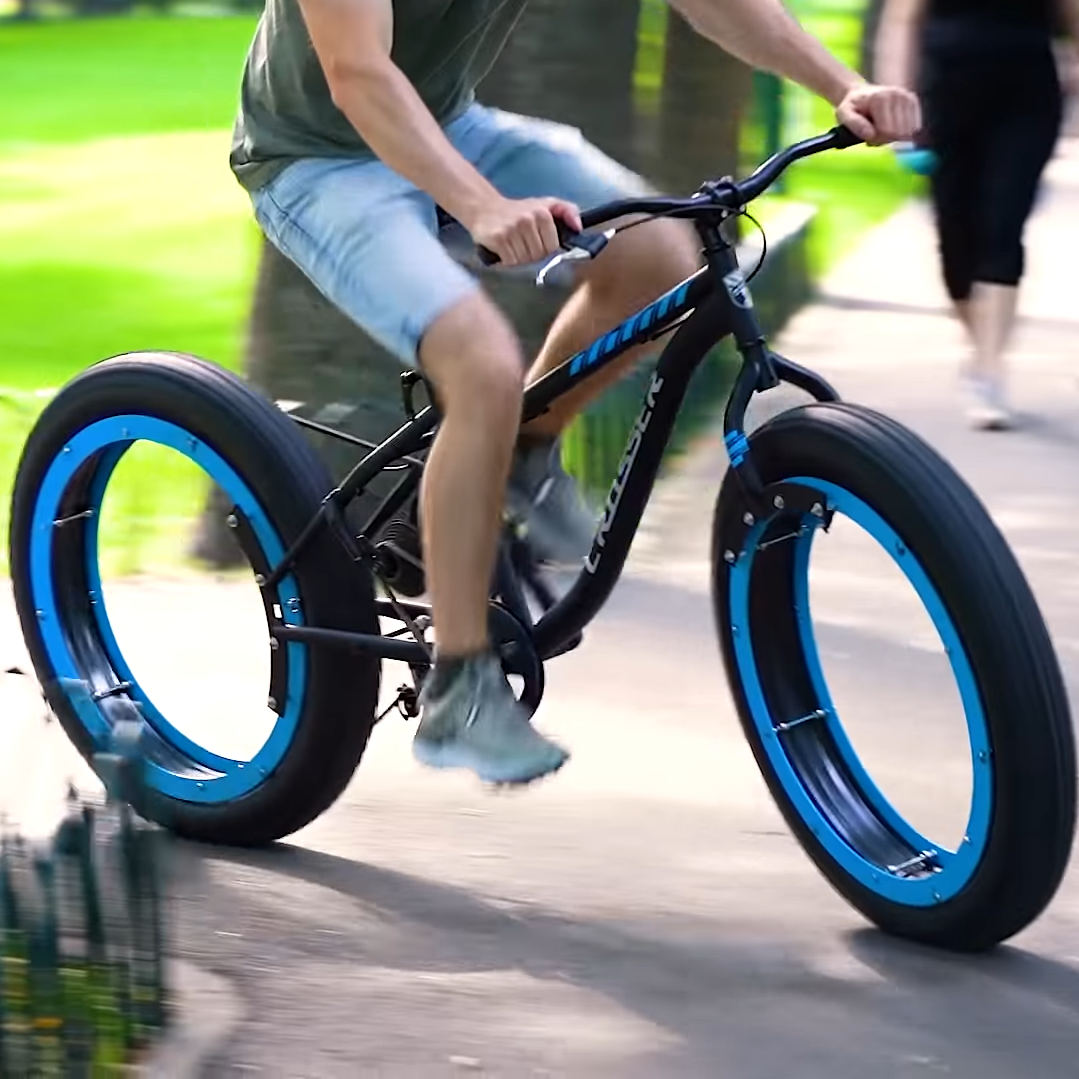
[535, 228, 616, 287]
[536, 246, 590, 287]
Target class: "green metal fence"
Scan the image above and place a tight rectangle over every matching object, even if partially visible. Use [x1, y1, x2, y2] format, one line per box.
[0, 717, 167, 1074]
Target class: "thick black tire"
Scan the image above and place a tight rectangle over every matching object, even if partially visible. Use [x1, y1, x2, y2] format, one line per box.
[10, 352, 381, 847]
[712, 402, 1076, 951]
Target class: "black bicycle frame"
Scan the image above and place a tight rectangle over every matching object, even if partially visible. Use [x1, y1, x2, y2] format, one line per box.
[269, 213, 841, 666]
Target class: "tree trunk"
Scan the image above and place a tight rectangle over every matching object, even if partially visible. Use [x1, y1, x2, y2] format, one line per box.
[479, 0, 642, 168]
[860, 0, 886, 81]
[648, 10, 753, 196]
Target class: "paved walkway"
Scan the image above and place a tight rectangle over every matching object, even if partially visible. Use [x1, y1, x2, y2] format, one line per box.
[4, 138, 1079, 1077]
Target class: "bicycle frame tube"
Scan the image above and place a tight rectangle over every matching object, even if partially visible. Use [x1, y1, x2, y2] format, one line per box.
[274, 217, 838, 665]
[521, 268, 714, 422]
[529, 222, 838, 659]
[531, 285, 733, 657]
[312, 268, 713, 516]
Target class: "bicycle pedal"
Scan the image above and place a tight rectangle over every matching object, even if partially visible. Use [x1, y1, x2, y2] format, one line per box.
[376, 684, 421, 724]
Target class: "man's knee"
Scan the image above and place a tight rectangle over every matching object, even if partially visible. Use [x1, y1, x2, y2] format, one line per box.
[418, 291, 525, 418]
[586, 217, 701, 307]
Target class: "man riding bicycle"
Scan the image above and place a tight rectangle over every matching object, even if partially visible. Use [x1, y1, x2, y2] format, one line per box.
[230, 0, 920, 788]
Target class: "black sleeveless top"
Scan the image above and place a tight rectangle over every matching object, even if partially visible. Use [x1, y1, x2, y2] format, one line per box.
[929, 0, 1056, 28]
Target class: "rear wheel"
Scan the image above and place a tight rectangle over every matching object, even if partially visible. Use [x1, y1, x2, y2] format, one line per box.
[10, 352, 381, 846]
[712, 402, 1075, 951]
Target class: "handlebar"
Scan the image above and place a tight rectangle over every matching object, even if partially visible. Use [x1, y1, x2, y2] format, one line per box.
[476, 124, 863, 267]
[730, 123, 862, 207]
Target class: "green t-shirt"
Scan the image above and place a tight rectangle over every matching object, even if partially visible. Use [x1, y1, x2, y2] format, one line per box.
[230, 0, 527, 192]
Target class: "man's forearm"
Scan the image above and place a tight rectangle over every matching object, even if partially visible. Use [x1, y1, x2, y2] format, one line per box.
[328, 57, 498, 227]
[669, 0, 862, 105]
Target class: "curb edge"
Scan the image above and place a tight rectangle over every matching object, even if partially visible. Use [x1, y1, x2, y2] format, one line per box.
[136, 960, 244, 1076]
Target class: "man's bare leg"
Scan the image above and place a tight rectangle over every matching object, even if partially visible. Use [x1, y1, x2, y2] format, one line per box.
[418, 292, 524, 655]
[504, 218, 701, 563]
[412, 290, 568, 784]
[520, 217, 702, 441]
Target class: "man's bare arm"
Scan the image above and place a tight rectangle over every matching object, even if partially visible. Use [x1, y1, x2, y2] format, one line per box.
[297, 0, 496, 226]
[297, 0, 580, 264]
[668, 0, 921, 143]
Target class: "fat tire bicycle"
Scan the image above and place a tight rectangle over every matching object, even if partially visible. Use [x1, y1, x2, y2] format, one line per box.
[9, 127, 1076, 953]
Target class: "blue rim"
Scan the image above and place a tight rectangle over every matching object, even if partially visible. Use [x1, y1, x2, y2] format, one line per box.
[729, 478, 993, 906]
[28, 415, 307, 804]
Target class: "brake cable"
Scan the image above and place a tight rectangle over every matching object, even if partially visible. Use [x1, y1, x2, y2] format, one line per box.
[566, 202, 769, 282]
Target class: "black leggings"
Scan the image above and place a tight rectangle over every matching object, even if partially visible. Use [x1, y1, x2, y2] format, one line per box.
[921, 18, 1063, 302]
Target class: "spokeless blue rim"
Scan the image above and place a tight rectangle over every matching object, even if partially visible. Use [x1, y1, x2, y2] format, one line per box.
[729, 477, 993, 906]
[28, 415, 307, 804]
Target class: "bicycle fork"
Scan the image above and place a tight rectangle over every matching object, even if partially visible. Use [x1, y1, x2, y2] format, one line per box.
[698, 219, 841, 519]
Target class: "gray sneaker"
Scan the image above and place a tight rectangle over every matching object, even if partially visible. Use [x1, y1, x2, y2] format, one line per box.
[506, 439, 597, 566]
[412, 654, 569, 785]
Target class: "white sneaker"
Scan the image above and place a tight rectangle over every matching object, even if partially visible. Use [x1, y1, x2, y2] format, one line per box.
[962, 373, 1012, 431]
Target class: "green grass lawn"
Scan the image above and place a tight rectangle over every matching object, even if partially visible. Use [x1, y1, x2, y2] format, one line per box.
[0, 15, 261, 574]
[0, 14, 258, 145]
[0, 15, 262, 392]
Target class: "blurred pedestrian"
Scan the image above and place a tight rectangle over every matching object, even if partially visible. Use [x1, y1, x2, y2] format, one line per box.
[877, 0, 1079, 429]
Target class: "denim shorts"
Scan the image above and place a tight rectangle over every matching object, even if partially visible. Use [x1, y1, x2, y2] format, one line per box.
[251, 103, 650, 367]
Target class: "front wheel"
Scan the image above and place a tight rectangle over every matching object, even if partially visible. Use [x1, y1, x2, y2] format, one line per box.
[712, 403, 1076, 952]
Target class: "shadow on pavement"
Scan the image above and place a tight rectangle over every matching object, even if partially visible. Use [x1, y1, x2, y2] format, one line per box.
[166, 838, 1079, 1076]
[850, 926, 1079, 1018]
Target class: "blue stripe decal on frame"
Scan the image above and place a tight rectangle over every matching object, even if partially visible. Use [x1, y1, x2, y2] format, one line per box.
[566, 280, 693, 378]
[725, 430, 750, 467]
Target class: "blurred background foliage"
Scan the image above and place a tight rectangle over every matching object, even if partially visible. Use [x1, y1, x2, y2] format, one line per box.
[0, 0, 915, 575]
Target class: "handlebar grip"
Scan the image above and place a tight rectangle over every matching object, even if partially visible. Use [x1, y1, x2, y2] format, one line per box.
[830, 124, 864, 150]
[476, 220, 585, 267]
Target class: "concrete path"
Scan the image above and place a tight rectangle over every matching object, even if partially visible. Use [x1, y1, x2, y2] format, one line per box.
[4, 139, 1079, 1077]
